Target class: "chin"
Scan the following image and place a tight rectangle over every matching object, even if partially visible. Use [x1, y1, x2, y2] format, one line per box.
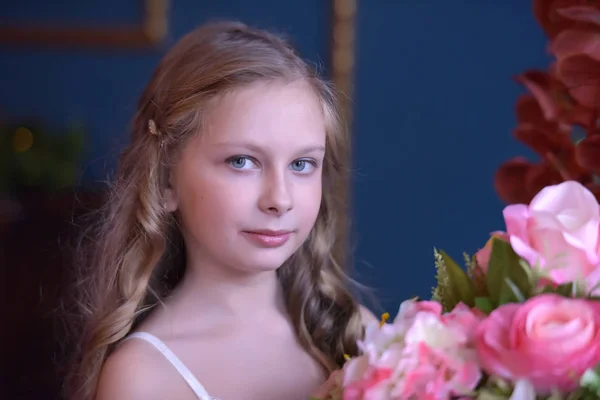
[236, 248, 295, 272]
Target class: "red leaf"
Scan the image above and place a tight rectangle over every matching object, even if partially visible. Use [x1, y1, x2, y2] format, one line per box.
[494, 158, 537, 204]
[494, 157, 568, 205]
[567, 102, 597, 127]
[513, 124, 572, 157]
[585, 182, 600, 202]
[556, 5, 600, 26]
[576, 134, 600, 174]
[525, 161, 565, 196]
[534, 0, 600, 38]
[515, 95, 546, 125]
[546, 144, 589, 180]
[556, 54, 600, 108]
[515, 94, 566, 130]
[550, 30, 600, 61]
[516, 70, 596, 127]
[516, 70, 564, 121]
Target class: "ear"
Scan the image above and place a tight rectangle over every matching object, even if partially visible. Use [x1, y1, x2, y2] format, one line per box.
[163, 171, 178, 212]
[163, 187, 178, 212]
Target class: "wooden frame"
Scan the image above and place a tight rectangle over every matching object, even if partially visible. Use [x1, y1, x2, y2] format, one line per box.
[0, 0, 169, 49]
[330, 0, 357, 271]
[331, 0, 357, 125]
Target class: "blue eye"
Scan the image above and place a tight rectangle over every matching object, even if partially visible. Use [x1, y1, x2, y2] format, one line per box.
[290, 159, 316, 173]
[227, 156, 257, 170]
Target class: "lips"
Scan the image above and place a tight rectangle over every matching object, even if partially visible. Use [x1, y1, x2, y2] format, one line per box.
[242, 229, 293, 248]
[247, 229, 291, 236]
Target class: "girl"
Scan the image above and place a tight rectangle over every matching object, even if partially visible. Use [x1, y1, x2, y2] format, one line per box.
[66, 21, 375, 400]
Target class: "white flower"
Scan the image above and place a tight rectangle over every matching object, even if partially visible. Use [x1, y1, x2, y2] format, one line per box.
[404, 313, 462, 350]
[509, 379, 536, 400]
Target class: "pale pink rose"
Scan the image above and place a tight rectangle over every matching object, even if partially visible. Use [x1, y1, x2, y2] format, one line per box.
[392, 307, 481, 399]
[396, 342, 481, 400]
[394, 299, 442, 323]
[342, 355, 394, 400]
[442, 302, 483, 330]
[343, 370, 393, 400]
[474, 231, 509, 272]
[475, 294, 600, 393]
[502, 180, 600, 290]
[358, 322, 407, 363]
[342, 355, 370, 387]
[357, 299, 442, 361]
[392, 299, 443, 337]
[342, 302, 482, 400]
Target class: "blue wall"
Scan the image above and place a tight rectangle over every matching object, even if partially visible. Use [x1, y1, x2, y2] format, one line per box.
[0, 1, 549, 313]
[351, 1, 550, 312]
[0, 0, 330, 178]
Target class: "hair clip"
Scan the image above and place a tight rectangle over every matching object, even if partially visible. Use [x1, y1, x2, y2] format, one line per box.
[148, 119, 165, 148]
[148, 119, 158, 136]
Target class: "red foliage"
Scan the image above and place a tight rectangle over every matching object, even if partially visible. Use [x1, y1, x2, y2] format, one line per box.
[496, 1, 600, 204]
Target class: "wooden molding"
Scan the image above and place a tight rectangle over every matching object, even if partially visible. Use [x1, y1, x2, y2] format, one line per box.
[331, 0, 357, 125]
[0, 0, 169, 49]
[331, 0, 357, 272]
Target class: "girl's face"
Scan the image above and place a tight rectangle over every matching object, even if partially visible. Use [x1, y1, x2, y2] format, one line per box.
[167, 80, 326, 275]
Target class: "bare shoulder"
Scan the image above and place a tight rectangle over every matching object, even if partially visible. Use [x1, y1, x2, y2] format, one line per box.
[95, 338, 175, 400]
[359, 304, 379, 326]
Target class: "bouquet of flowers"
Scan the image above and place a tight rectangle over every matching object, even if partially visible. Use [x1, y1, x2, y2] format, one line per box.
[333, 180, 600, 399]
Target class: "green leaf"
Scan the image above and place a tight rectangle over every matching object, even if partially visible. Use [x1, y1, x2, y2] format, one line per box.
[439, 250, 475, 308]
[556, 282, 576, 297]
[485, 240, 508, 304]
[581, 366, 600, 397]
[540, 282, 586, 298]
[474, 297, 494, 314]
[432, 248, 453, 311]
[573, 280, 589, 298]
[499, 278, 526, 304]
[539, 285, 558, 294]
[486, 238, 533, 306]
[547, 392, 567, 400]
[475, 390, 510, 400]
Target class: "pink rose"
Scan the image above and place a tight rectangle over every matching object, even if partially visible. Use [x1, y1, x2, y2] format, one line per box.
[475, 294, 600, 393]
[502, 180, 600, 290]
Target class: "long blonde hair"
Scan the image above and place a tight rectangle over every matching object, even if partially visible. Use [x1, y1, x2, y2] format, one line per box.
[66, 20, 363, 399]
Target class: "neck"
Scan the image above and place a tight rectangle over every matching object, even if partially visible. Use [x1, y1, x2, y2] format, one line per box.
[172, 249, 287, 322]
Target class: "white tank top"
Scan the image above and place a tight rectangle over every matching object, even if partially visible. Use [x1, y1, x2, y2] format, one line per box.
[125, 332, 220, 400]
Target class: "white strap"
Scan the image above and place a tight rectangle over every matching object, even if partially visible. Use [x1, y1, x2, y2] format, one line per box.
[126, 332, 213, 400]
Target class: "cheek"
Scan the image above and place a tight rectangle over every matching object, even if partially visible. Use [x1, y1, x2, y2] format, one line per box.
[177, 173, 244, 228]
[295, 179, 322, 221]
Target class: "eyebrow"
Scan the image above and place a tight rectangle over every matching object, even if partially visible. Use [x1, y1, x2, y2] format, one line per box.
[213, 141, 326, 154]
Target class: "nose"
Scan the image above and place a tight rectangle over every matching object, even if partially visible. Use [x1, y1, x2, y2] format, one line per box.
[258, 171, 293, 216]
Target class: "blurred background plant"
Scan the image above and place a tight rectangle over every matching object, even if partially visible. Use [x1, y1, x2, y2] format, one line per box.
[0, 117, 86, 226]
[0, 119, 86, 194]
[495, 0, 600, 204]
